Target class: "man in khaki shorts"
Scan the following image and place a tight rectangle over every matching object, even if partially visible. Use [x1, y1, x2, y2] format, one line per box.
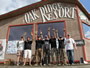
[23, 37, 32, 66]
[17, 36, 24, 66]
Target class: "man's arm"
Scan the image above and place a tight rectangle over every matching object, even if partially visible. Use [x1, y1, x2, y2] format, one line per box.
[56, 29, 59, 39]
[63, 28, 66, 39]
[73, 39, 77, 50]
[74, 43, 77, 50]
[31, 32, 34, 40]
[48, 27, 51, 39]
[23, 32, 27, 36]
[40, 30, 43, 40]
[52, 28, 56, 38]
[35, 31, 37, 40]
[23, 32, 27, 40]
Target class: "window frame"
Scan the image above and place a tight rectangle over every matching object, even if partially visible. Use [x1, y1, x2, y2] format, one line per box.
[7, 23, 34, 42]
[82, 21, 90, 40]
[36, 20, 67, 37]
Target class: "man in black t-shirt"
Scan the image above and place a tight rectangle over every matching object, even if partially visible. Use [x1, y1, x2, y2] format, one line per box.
[48, 27, 57, 64]
[36, 38, 44, 50]
[35, 31, 44, 66]
[58, 37, 66, 65]
[49, 36, 57, 64]
[23, 36, 32, 66]
[43, 35, 51, 65]
[49, 36, 56, 48]
[56, 29, 67, 65]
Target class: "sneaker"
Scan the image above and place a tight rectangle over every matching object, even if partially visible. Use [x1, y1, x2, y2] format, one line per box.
[29, 64, 32, 66]
[67, 64, 70, 66]
[17, 64, 19, 66]
[43, 64, 46, 66]
[84, 61, 88, 64]
[71, 63, 75, 65]
[23, 64, 25, 66]
[58, 64, 61, 66]
[40, 63, 42, 66]
[64, 63, 67, 65]
[35, 64, 38, 66]
[61, 63, 63, 66]
[48, 64, 51, 66]
[69, 63, 74, 66]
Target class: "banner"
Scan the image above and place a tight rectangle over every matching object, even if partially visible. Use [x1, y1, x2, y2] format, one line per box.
[0, 39, 6, 61]
[75, 40, 85, 46]
[7, 40, 18, 54]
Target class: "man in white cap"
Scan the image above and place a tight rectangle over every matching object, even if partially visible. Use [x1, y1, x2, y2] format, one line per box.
[64, 34, 77, 65]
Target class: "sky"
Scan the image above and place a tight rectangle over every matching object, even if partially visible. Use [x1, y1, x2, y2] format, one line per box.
[0, 0, 90, 15]
[80, 0, 90, 39]
[83, 23, 90, 39]
[80, 0, 90, 13]
[0, 0, 41, 15]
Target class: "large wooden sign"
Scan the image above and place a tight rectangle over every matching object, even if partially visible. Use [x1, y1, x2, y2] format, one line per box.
[24, 3, 76, 23]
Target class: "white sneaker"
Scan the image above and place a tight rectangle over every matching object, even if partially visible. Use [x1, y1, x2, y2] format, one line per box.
[84, 61, 88, 64]
[17, 64, 19, 66]
[29, 64, 32, 66]
[40, 63, 42, 66]
[44, 64, 46, 66]
[35, 64, 38, 66]
[23, 64, 25, 66]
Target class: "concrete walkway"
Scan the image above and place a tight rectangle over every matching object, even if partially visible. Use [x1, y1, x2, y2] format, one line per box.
[0, 64, 90, 68]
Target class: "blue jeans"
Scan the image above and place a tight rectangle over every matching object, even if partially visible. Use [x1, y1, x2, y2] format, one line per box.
[67, 50, 74, 64]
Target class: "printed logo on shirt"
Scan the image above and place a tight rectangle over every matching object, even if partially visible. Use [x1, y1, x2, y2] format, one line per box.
[67, 40, 70, 43]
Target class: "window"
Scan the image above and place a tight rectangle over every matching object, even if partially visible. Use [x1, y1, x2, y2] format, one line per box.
[82, 23, 90, 39]
[8, 24, 33, 41]
[37, 22, 65, 39]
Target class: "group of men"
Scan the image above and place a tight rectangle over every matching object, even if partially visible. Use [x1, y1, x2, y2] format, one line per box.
[16, 27, 77, 66]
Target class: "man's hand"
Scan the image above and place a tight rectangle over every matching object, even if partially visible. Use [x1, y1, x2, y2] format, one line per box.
[40, 30, 42, 35]
[56, 29, 58, 33]
[48, 27, 50, 31]
[24, 32, 27, 36]
[35, 31, 37, 35]
[63, 28, 65, 32]
[31, 32, 33, 36]
[75, 46, 77, 50]
[52, 28, 55, 32]
[74, 43, 77, 50]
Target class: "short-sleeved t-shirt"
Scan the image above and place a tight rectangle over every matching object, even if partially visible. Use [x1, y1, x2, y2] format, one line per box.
[24, 40, 32, 50]
[43, 40, 50, 50]
[59, 39, 65, 48]
[64, 38, 76, 50]
[36, 40, 44, 49]
[49, 38, 56, 48]
[17, 40, 24, 51]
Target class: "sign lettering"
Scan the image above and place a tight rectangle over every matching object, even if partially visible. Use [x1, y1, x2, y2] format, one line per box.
[24, 3, 76, 23]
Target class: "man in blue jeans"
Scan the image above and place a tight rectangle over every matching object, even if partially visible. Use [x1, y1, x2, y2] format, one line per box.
[64, 34, 77, 65]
